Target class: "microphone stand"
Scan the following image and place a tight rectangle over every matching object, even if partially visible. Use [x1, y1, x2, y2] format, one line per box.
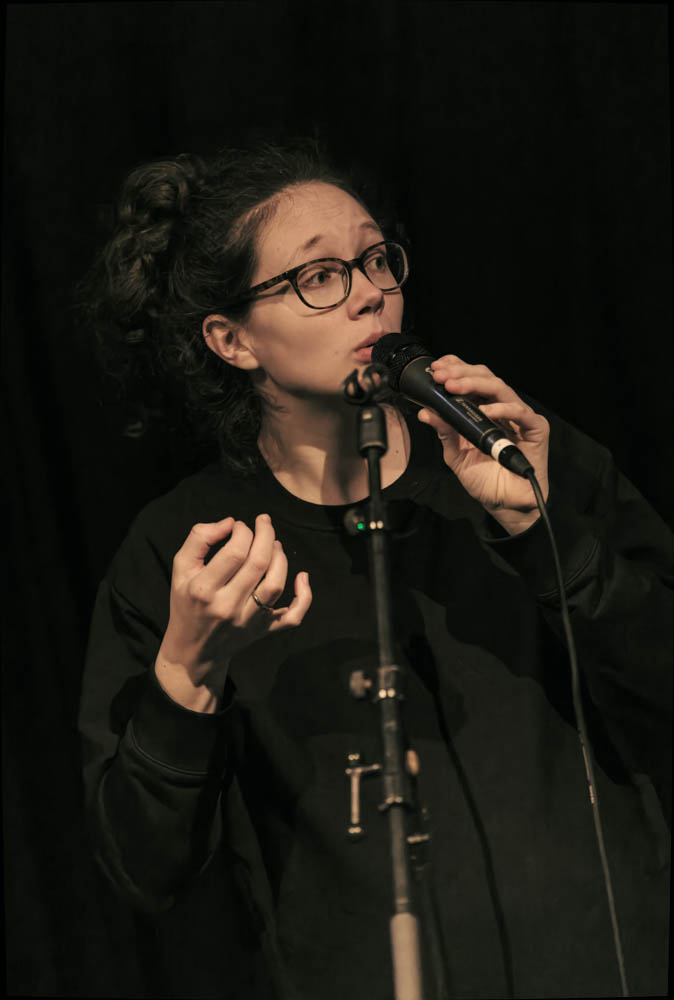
[342, 365, 443, 1000]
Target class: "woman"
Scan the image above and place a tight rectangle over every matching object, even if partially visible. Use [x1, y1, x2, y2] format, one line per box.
[79, 140, 670, 999]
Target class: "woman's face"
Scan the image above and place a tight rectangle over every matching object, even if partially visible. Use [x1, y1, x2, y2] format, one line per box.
[230, 181, 405, 402]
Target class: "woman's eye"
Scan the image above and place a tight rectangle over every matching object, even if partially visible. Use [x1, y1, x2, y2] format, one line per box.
[300, 266, 339, 288]
[365, 251, 389, 275]
[365, 248, 387, 267]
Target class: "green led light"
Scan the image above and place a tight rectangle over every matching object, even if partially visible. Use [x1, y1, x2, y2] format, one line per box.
[357, 521, 365, 531]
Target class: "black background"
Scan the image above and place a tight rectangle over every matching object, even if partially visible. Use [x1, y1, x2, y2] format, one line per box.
[4, 2, 672, 996]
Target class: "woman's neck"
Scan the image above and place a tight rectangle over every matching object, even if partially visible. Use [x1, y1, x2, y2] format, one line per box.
[258, 398, 410, 506]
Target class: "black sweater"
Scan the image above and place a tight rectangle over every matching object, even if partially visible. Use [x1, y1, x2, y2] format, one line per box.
[79, 404, 671, 999]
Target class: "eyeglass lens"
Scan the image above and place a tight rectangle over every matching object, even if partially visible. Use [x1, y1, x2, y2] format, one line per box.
[296, 243, 407, 308]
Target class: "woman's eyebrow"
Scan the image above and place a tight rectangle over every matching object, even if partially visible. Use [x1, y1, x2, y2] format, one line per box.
[289, 220, 383, 265]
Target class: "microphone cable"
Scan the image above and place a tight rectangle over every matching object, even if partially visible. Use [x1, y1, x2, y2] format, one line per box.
[526, 470, 629, 998]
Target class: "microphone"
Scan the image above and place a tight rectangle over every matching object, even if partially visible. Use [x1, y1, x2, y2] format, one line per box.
[371, 333, 534, 479]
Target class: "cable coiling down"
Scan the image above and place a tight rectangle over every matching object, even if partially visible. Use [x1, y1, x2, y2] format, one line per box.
[525, 470, 629, 999]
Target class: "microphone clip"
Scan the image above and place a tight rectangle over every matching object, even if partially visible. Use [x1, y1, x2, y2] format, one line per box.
[343, 364, 390, 405]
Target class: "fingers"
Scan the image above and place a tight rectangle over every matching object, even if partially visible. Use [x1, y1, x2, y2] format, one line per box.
[174, 517, 235, 572]
[242, 539, 289, 614]
[426, 357, 545, 434]
[479, 401, 549, 438]
[167, 514, 311, 669]
[201, 514, 272, 601]
[430, 357, 528, 413]
[268, 572, 313, 633]
[431, 353, 469, 369]
[433, 368, 515, 401]
[419, 396, 546, 449]
[417, 407, 460, 442]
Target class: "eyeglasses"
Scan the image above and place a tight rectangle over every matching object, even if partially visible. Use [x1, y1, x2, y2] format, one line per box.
[221, 240, 409, 311]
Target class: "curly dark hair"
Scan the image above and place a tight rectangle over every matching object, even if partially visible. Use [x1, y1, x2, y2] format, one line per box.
[76, 138, 405, 477]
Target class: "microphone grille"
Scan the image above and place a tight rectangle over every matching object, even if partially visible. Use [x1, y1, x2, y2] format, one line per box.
[371, 333, 431, 391]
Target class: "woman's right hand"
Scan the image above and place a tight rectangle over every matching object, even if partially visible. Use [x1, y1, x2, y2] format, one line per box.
[155, 514, 312, 711]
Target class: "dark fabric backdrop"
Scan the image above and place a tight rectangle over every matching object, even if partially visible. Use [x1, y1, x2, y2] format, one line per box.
[4, 2, 672, 997]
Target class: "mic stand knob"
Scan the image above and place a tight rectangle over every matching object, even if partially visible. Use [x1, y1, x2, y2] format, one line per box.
[349, 669, 373, 699]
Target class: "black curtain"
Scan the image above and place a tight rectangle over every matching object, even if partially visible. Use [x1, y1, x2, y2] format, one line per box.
[4, 3, 671, 996]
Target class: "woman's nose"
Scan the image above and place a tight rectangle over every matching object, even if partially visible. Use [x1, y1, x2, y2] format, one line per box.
[348, 265, 385, 314]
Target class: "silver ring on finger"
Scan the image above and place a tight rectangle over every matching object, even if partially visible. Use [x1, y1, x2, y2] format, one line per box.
[251, 590, 276, 613]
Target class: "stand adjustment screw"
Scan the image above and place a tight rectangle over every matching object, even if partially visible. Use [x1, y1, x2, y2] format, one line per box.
[345, 752, 381, 839]
[349, 670, 373, 699]
[405, 748, 420, 776]
[406, 833, 430, 846]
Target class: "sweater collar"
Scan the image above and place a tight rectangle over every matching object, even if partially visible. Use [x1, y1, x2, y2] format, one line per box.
[242, 409, 440, 533]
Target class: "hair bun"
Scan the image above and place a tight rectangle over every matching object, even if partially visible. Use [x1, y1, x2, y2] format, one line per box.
[107, 154, 209, 319]
[117, 153, 207, 231]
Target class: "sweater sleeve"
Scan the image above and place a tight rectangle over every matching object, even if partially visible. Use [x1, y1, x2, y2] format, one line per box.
[78, 503, 237, 914]
[480, 417, 673, 821]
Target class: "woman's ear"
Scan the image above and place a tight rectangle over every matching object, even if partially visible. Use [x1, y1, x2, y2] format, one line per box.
[202, 314, 260, 371]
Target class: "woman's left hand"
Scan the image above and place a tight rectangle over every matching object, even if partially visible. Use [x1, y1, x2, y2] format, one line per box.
[418, 355, 550, 536]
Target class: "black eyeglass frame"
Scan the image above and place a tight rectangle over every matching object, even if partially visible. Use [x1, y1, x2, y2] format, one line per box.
[219, 240, 409, 311]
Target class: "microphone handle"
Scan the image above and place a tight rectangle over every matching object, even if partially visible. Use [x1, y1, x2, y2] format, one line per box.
[401, 356, 534, 479]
